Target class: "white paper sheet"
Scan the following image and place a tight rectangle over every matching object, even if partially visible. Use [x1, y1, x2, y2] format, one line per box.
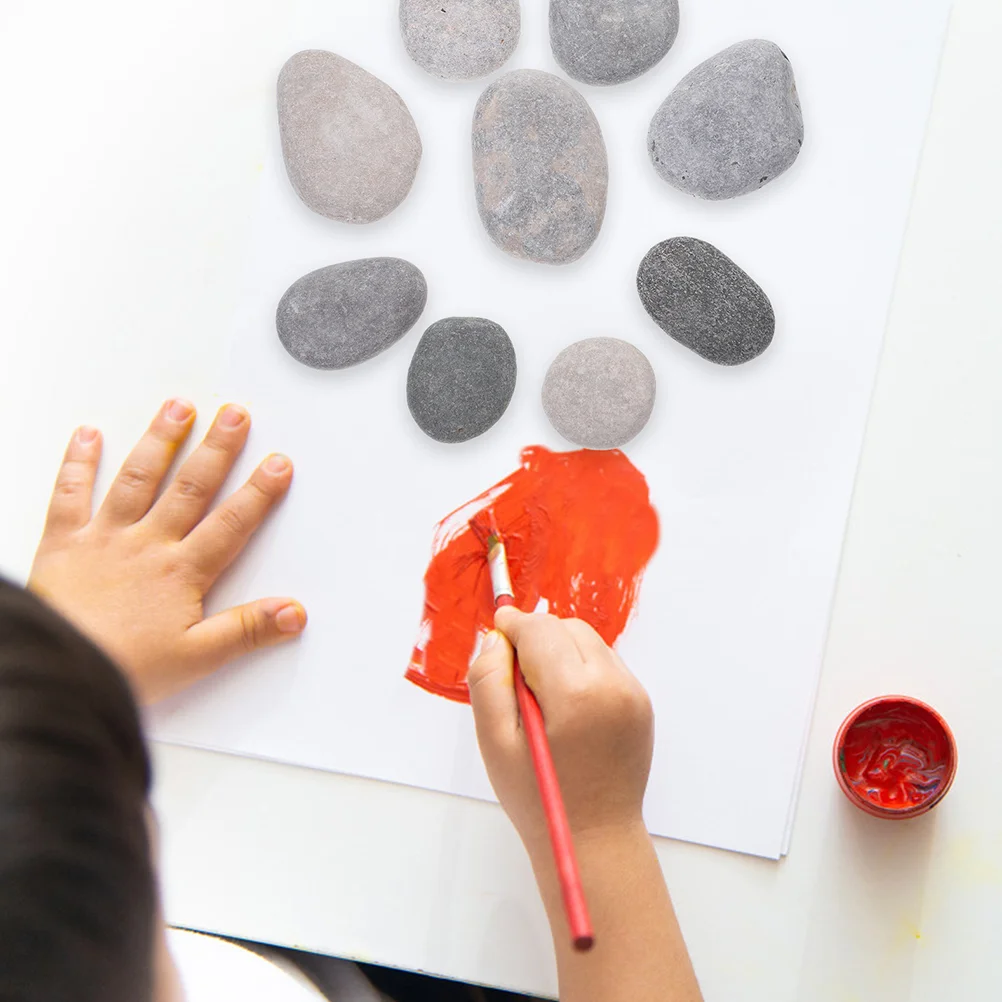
[18, 0, 941, 861]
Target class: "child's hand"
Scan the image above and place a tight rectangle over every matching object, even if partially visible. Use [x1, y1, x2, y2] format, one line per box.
[29, 399, 306, 704]
[467, 607, 654, 854]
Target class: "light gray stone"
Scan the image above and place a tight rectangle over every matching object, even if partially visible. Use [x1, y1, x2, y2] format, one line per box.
[637, 237, 774, 365]
[278, 50, 422, 223]
[542, 337, 655, 449]
[550, 0, 679, 86]
[472, 69, 608, 264]
[407, 317, 516, 443]
[400, 0, 520, 80]
[277, 258, 427, 369]
[647, 39, 803, 200]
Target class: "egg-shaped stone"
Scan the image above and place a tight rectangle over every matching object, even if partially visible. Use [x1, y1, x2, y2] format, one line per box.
[278, 50, 422, 223]
[472, 69, 608, 264]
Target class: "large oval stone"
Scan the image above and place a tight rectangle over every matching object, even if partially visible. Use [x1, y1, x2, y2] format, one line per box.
[637, 237, 774, 365]
[400, 0, 520, 80]
[407, 317, 517, 443]
[647, 39, 803, 200]
[472, 69, 608, 264]
[550, 0, 679, 86]
[276, 258, 427, 369]
[278, 50, 422, 223]
[542, 337, 656, 449]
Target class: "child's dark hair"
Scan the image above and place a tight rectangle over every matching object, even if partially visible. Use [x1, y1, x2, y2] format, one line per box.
[0, 577, 156, 1002]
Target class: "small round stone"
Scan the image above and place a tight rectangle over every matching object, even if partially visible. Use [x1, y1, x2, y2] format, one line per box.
[400, 0, 520, 80]
[647, 39, 803, 200]
[277, 50, 422, 223]
[542, 337, 656, 450]
[637, 237, 775, 365]
[550, 0, 680, 86]
[407, 317, 517, 443]
[277, 258, 427, 369]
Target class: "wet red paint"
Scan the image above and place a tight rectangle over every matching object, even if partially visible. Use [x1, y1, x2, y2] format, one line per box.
[837, 698, 956, 814]
[406, 445, 659, 702]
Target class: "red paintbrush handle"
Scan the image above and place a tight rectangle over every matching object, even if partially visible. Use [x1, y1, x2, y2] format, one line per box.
[512, 650, 595, 952]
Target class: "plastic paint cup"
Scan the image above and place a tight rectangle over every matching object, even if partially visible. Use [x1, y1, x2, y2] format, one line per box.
[833, 695, 957, 819]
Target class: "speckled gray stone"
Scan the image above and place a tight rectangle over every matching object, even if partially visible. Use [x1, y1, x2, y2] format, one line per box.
[550, 0, 679, 86]
[277, 258, 427, 369]
[407, 317, 516, 443]
[278, 50, 422, 223]
[637, 237, 774, 365]
[400, 0, 520, 80]
[542, 337, 655, 449]
[472, 69, 608, 264]
[647, 39, 803, 200]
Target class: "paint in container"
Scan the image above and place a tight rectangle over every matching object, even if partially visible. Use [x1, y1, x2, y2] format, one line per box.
[833, 695, 957, 819]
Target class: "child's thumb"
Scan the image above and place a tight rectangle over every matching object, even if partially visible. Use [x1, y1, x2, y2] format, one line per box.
[467, 630, 519, 746]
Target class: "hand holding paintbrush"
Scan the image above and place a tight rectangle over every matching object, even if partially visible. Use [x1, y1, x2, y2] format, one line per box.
[466, 525, 703, 1000]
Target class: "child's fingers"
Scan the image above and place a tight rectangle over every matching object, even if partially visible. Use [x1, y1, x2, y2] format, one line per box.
[494, 607, 585, 697]
[468, 630, 520, 748]
[96, 399, 196, 526]
[149, 404, 250, 537]
[182, 454, 293, 584]
[43, 426, 102, 535]
[183, 597, 307, 675]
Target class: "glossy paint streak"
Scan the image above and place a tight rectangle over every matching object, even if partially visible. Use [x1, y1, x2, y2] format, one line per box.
[839, 701, 953, 811]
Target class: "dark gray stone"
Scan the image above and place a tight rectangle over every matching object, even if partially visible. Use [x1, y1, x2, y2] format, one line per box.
[550, 0, 679, 86]
[278, 50, 422, 223]
[637, 237, 774, 365]
[407, 317, 516, 443]
[400, 0, 520, 80]
[472, 69, 608, 264]
[542, 337, 655, 449]
[277, 258, 427, 369]
[647, 39, 803, 200]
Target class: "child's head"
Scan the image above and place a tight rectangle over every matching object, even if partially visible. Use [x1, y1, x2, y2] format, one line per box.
[0, 578, 157, 1002]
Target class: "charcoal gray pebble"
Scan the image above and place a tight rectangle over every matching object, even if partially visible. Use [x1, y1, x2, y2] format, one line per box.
[400, 0, 520, 80]
[472, 69, 608, 264]
[407, 318, 517, 443]
[542, 338, 656, 449]
[637, 237, 774, 365]
[277, 258, 427, 369]
[550, 0, 679, 85]
[278, 50, 422, 223]
[647, 39, 803, 200]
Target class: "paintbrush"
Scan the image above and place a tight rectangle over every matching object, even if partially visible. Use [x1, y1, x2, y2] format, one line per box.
[469, 510, 595, 953]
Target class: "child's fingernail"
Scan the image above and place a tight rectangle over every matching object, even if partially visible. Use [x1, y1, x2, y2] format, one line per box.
[481, 630, 501, 652]
[264, 454, 291, 474]
[167, 398, 194, 422]
[218, 405, 246, 428]
[275, 603, 306, 633]
[76, 425, 99, 444]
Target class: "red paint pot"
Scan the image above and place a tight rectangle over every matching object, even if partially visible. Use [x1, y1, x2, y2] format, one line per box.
[833, 696, 957, 819]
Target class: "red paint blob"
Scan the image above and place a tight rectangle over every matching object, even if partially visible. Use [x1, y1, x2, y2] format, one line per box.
[835, 697, 957, 817]
[406, 445, 659, 702]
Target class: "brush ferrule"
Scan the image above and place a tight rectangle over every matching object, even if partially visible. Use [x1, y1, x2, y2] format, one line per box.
[487, 540, 514, 602]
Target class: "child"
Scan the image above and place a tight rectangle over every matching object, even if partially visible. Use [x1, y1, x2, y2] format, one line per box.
[3, 399, 702, 1002]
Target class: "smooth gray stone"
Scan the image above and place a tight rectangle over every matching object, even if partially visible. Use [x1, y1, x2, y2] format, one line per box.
[550, 0, 679, 86]
[637, 237, 774, 365]
[400, 0, 520, 80]
[647, 39, 803, 200]
[278, 50, 422, 223]
[407, 317, 516, 443]
[542, 337, 655, 449]
[472, 69, 608, 264]
[277, 258, 427, 369]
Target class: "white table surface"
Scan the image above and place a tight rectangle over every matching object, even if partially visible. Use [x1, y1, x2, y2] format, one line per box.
[3, 0, 1000, 998]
